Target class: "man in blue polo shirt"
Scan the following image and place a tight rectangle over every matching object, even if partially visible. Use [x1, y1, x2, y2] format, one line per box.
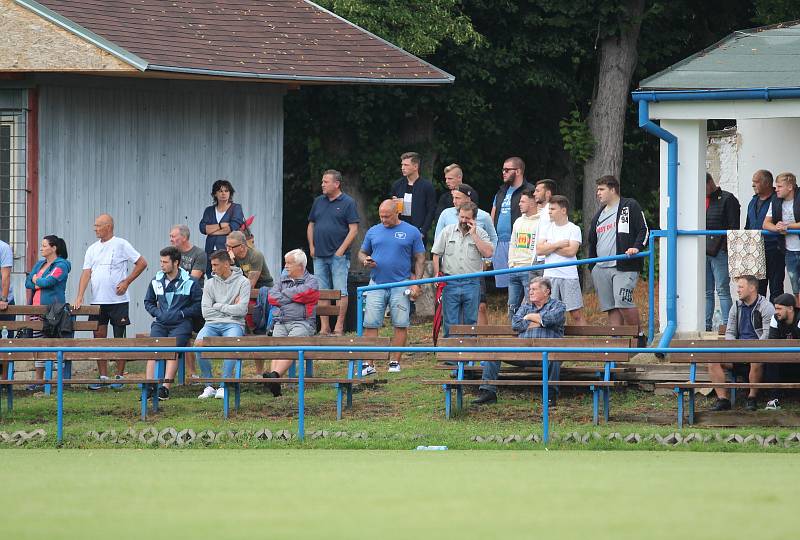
[358, 200, 425, 374]
[308, 169, 360, 336]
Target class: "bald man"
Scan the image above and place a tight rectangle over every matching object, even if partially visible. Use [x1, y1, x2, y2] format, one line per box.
[75, 213, 147, 389]
[358, 200, 425, 374]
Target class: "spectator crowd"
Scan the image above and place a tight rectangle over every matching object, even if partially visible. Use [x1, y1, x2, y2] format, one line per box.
[0, 154, 797, 412]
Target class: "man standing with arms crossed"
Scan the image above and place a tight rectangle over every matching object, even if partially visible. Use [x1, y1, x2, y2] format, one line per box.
[764, 172, 800, 303]
[307, 169, 359, 336]
[588, 176, 649, 342]
[75, 214, 147, 389]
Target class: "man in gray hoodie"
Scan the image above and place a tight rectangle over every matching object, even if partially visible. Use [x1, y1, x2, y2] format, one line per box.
[195, 250, 251, 400]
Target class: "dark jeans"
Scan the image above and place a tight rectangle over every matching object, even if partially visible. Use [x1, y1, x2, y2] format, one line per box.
[758, 248, 785, 302]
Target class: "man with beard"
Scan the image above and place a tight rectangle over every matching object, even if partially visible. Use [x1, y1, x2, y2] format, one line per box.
[765, 293, 800, 410]
[432, 202, 494, 337]
[491, 157, 534, 289]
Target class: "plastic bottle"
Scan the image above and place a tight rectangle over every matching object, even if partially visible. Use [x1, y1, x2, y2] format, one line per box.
[1, 325, 7, 339]
[711, 309, 722, 332]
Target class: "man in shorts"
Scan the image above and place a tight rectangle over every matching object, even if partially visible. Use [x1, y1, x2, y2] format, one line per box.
[588, 176, 649, 340]
[170, 223, 207, 379]
[261, 249, 320, 397]
[75, 213, 148, 389]
[143, 246, 202, 400]
[307, 169, 359, 336]
[536, 195, 586, 324]
[358, 200, 425, 374]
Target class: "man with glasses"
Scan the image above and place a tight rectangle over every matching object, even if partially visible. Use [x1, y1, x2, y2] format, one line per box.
[491, 157, 533, 289]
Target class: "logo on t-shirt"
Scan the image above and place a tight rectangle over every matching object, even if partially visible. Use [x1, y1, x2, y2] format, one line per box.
[394, 232, 407, 240]
[596, 221, 615, 235]
[515, 232, 532, 249]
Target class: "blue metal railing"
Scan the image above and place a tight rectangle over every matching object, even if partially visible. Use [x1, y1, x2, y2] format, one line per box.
[3, 342, 794, 446]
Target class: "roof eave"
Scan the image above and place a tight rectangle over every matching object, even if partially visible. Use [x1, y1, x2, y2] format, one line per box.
[146, 64, 454, 85]
[14, 0, 149, 71]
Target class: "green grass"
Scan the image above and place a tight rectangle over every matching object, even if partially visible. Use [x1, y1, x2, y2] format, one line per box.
[1, 449, 798, 539]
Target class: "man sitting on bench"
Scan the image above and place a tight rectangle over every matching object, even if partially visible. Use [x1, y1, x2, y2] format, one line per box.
[261, 249, 320, 397]
[709, 275, 774, 411]
[473, 277, 566, 405]
[765, 293, 800, 410]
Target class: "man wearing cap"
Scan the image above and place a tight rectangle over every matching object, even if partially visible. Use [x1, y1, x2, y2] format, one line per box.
[434, 183, 497, 325]
[764, 293, 800, 410]
[708, 275, 774, 412]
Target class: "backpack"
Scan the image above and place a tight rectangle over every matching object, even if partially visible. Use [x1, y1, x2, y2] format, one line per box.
[251, 287, 273, 335]
[42, 302, 74, 338]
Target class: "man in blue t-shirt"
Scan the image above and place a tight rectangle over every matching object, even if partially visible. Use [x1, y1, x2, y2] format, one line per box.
[307, 169, 360, 336]
[491, 157, 533, 289]
[358, 200, 425, 374]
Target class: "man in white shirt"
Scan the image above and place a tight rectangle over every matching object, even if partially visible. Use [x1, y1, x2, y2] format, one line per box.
[536, 195, 586, 324]
[764, 172, 800, 303]
[75, 214, 147, 389]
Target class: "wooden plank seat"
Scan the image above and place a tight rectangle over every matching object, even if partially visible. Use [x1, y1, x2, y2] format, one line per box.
[197, 335, 390, 418]
[0, 304, 100, 332]
[0, 337, 178, 422]
[657, 339, 800, 427]
[247, 288, 342, 317]
[433, 337, 633, 423]
[448, 324, 640, 338]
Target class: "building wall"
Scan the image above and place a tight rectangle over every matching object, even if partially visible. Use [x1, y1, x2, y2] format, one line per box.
[36, 76, 284, 335]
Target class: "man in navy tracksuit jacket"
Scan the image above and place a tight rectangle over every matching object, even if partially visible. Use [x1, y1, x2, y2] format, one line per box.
[143, 246, 203, 399]
[746, 169, 783, 301]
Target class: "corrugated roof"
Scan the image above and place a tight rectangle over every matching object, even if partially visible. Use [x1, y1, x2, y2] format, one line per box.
[640, 21, 800, 90]
[15, 0, 454, 84]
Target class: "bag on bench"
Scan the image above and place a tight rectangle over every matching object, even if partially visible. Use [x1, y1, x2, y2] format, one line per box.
[42, 302, 74, 338]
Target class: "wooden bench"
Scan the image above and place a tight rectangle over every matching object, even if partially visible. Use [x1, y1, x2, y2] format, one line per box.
[195, 335, 389, 419]
[247, 288, 342, 317]
[423, 337, 632, 425]
[444, 324, 638, 380]
[0, 337, 178, 436]
[655, 339, 800, 427]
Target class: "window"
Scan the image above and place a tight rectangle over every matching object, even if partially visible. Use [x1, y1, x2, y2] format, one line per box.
[0, 110, 27, 273]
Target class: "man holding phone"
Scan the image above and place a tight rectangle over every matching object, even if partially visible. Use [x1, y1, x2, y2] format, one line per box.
[432, 202, 494, 337]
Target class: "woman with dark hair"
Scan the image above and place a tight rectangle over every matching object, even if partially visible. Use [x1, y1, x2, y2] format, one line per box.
[25, 235, 71, 387]
[199, 179, 245, 276]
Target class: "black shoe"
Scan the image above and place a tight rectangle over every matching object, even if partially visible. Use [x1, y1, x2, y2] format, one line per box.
[744, 397, 757, 411]
[262, 371, 282, 397]
[637, 333, 647, 348]
[158, 386, 170, 401]
[710, 398, 731, 411]
[471, 390, 497, 405]
[138, 384, 155, 401]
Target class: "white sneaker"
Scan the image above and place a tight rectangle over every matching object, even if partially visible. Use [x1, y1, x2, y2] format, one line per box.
[765, 399, 781, 410]
[388, 361, 401, 373]
[361, 364, 376, 377]
[198, 386, 216, 399]
[214, 387, 225, 399]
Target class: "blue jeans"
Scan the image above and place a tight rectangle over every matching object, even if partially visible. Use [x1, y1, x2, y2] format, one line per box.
[479, 360, 561, 395]
[363, 282, 410, 328]
[705, 251, 732, 331]
[507, 270, 542, 320]
[442, 278, 480, 337]
[196, 322, 244, 381]
[313, 255, 350, 296]
[786, 250, 800, 295]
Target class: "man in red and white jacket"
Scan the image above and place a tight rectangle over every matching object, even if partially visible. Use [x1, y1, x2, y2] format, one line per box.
[261, 249, 320, 396]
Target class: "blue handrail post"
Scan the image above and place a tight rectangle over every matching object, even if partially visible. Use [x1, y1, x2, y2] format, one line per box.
[6, 361, 12, 411]
[648, 233, 656, 345]
[542, 351, 549, 445]
[298, 350, 305, 441]
[56, 350, 64, 445]
[44, 360, 52, 395]
[356, 287, 364, 381]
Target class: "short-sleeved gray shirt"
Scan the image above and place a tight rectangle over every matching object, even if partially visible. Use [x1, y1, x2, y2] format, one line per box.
[180, 245, 207, 284]
[595, 204, 619, 268]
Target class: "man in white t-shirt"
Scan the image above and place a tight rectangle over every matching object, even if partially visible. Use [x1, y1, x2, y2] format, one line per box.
[536, 195, 586, 324]
[764, 172, 800, 302]
[75, 214, 148, 389]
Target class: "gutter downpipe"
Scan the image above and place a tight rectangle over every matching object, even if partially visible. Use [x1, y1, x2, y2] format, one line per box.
[634, 98, 677, 347]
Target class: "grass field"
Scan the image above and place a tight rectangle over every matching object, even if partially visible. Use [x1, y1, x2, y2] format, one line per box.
[1, 449, 797, 539]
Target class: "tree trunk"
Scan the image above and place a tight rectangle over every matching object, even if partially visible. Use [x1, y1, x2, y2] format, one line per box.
[581, 0, 644, 290]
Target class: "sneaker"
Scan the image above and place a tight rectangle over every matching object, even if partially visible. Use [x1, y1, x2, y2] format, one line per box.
[361, 364, 376, 377]
[262, 371, 282, 397]
[198, 386, 216, 399]
[26, 384, 42, 392]
[744, 397, 758, 411]
[765, 399, 781, 410]
[710, 398, 732, 411]
[214, 387, 225, 399]
[158, 386, 170, 401]
[138, 384, 154, 401]
[88, 375, 110, 390]
[109, 375, 125, 389]
[388, 361, 401, 373]
[189, 374, 201, 385]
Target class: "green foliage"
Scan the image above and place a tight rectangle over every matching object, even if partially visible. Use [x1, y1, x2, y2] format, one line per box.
[752, 0, 800, 24]
[560, 109, 594, 166]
